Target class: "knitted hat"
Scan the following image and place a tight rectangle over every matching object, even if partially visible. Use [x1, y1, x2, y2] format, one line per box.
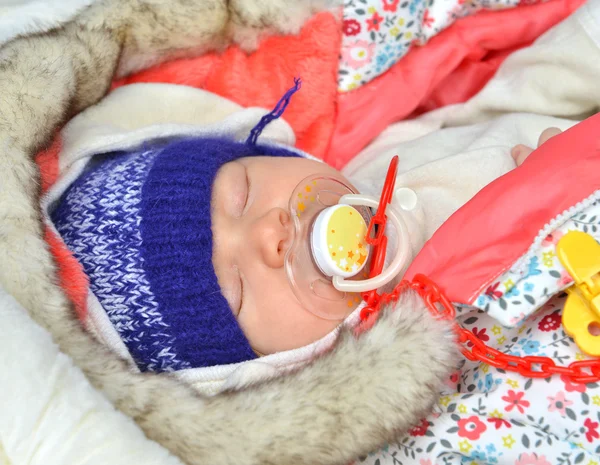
[51, 82, 305, 372]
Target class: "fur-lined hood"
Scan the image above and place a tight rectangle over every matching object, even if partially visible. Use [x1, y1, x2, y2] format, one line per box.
[42, 83, 366, 396]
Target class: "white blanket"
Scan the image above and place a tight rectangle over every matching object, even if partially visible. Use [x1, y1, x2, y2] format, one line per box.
[0, 0, 96, 46]
[0, 284, 182, 465]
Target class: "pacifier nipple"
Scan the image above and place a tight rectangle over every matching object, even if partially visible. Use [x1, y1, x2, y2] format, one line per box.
[311, 204, 370, 279]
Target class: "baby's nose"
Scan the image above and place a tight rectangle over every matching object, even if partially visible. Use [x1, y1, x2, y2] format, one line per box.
[257, 208, 292, 268]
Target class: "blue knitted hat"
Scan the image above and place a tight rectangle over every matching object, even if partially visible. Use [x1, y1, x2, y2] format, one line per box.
[51, 82, 305, 372]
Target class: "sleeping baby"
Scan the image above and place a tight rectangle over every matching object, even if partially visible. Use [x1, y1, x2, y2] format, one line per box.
[51, 134, 356, 369]
[47, 81, 560, 375]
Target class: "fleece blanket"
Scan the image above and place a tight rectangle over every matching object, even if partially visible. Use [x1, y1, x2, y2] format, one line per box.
[344, 0, 600, 463]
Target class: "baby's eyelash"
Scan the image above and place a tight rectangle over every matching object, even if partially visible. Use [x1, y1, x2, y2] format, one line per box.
[237, 268, 245, 316]
[243, 167, 252, 213]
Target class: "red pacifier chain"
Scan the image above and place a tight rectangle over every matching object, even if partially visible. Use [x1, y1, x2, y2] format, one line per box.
[360, 156, 600, 384]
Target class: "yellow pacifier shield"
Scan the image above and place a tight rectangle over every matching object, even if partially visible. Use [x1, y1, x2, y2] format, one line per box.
[556, 230, 600, 356]
[311, 204, 370, 278]
[326, 206, 369, 275]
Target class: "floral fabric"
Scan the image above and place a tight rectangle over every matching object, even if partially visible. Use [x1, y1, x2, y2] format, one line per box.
[339, 0, 549, 92]
[473, 196, 600, 328]
[357, 294, 600, 464]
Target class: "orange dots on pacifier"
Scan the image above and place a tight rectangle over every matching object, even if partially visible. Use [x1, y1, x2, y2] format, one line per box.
[295, 192, 309, 218]
[346, 294, 363, 310]
[305, 185, 312, 193]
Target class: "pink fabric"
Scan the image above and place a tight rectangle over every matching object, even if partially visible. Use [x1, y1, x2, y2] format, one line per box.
[36, 136, 89, 320]
[405, 113, 600, 305]
[327, 0, 585, 169]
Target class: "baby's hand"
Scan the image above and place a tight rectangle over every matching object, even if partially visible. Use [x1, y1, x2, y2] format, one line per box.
[511, 127, 562, 166]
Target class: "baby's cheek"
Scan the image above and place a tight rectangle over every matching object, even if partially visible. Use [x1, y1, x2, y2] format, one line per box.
[237, 293, 347, 355]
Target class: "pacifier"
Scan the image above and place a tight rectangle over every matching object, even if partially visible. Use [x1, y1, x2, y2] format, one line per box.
[284, 156, 412, 320]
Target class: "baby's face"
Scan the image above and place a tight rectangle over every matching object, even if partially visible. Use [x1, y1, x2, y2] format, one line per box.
[211, 156, 357, 355]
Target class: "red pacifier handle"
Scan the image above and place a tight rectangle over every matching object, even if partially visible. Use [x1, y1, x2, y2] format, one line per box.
[361, 156, 399, 317]
[365, 155, 399, 249]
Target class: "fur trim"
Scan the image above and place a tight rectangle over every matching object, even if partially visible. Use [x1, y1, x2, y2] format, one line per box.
[0, 1, 458, 463]
[228, 0, 342, 50]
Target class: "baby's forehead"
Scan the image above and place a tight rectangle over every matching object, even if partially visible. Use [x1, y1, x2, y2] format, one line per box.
[211, 155, 342, 206]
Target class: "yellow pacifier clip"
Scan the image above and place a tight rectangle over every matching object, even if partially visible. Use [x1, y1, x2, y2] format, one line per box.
[557, 230, 600, 356]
